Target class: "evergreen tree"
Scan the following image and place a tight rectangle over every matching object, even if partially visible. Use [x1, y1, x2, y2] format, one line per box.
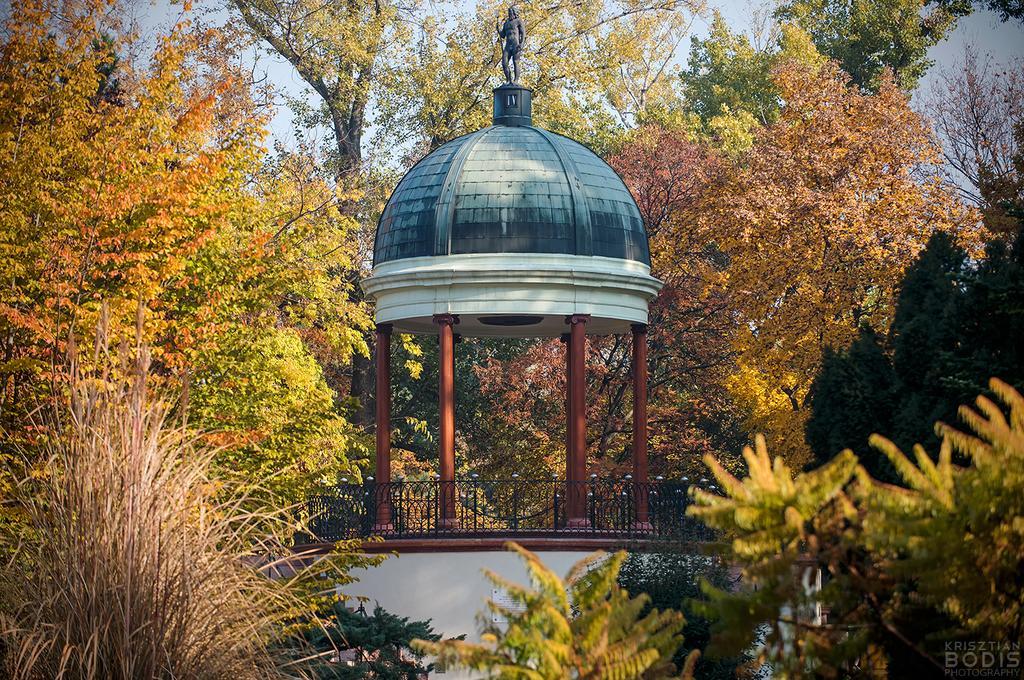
[947, 232, 1024, 411]
[806, 326, 897, 480]
[617, 552, 748, 680]
[295, 602, 442, 679]
[888, 231, 970, 453]
[805, 228, 1024, 479]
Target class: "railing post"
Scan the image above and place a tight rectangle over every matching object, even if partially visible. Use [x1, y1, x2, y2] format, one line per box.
[363, 477, 376, 536]
[436, 475, 444, 532]
[552, 474, 560, 530]
[393, 477, 404, 536]
[623, 475, 633, 533]
[650, 476, 663, 536]
[470, 474, 479, 532]
[588, 474, 597, 530]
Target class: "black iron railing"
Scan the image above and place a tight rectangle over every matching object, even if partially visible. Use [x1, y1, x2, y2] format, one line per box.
[306, 477, 715, 542]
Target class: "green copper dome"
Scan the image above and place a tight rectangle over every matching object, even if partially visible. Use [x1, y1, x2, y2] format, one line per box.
[373, 86, 650, 267]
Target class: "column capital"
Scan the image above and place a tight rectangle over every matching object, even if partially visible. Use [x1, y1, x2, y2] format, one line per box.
[631, 323, 648, 334]
[565, 313, 591, 326]
[376, 322, 394, 335]
[432, 313, 460, 327]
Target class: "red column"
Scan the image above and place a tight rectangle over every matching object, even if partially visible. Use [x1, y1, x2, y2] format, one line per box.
[631, 323, 651, 528]
[374, 323, 393, 528]
[560, 333, 572, 483]
[433, 313, 458, 528]
[567, 314, 589, 527]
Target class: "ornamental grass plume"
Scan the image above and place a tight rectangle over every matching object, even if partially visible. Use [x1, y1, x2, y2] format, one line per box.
[0, 315, 330, 679]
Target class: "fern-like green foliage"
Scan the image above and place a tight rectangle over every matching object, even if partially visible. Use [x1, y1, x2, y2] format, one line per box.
[864, 377, 1024, 643]
[690, 434, 860, 564]
[687, 435, 866, 676]
[690, 378, 1024, 677]
[413, 542, 697, 679]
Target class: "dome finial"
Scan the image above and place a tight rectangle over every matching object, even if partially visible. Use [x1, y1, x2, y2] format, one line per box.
[496, 6, 525, 84]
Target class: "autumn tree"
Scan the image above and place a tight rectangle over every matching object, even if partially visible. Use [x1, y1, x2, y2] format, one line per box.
[0, 0, 370, 504]
[710, 60, 975, 465]
[176, 147, 373, 500]
[611, 126, 748, 476]
[776, 0, 962, 91]
[0, 0, 253, 434]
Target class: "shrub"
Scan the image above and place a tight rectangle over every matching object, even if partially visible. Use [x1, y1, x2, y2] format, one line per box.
[415, 542, 697, 679]
[690, 378, 1024, 676]
[0, 330, 346, 679]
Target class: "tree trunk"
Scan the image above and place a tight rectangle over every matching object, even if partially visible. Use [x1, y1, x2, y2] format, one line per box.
[327, 92, 374, 430]
[350, 352, 373, 428]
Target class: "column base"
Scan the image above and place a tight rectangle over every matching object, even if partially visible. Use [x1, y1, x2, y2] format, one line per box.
[371, 522, 394, 533]
[566, 517, 591, 528]
[439, 518, 460, 530]
[632, 521, 653, 532]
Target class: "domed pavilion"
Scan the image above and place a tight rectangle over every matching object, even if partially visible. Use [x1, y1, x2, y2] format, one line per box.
[366, 85, 658, 338]
[300, 26, 711, 669]
[361, 82, 665, 534]
[307, 83, 710, 548]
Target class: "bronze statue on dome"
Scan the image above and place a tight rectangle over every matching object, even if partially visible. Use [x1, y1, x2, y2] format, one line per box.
[496, 7, 526, 84]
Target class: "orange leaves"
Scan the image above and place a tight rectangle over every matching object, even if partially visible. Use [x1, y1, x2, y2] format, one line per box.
[604, 61, 980, 470]
[0, 0, 266, 432]
[706, 61, 980, 462]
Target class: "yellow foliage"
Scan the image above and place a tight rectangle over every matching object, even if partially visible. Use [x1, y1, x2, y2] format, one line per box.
[386, 0, 703, 150]
[690, 378, 1024, 672]
[705, 60, 980, 462]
